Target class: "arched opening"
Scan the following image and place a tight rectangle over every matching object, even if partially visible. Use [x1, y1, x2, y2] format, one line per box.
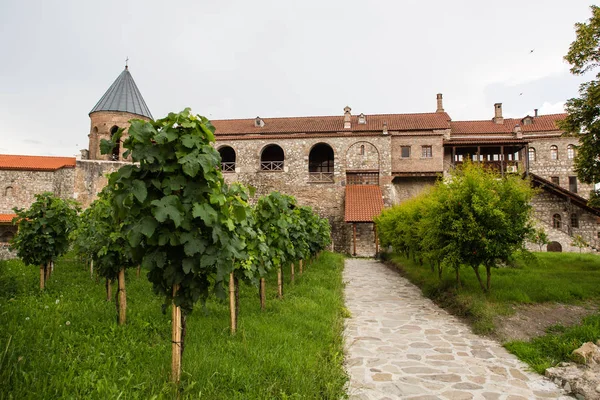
[567, 145, 576, 160]
[547, 241, 562, 252]
[309, 143, 334, 182]
[260, 144, 284, 171]
[218, 146, 236, 173]
[550, 145, 558, 160]
[552, 213, 562, 229]
[4, 186, 13, 197]
[0, 231, 13, 243]
[110, 126, 120, 161]
[528, 147, 536, 162]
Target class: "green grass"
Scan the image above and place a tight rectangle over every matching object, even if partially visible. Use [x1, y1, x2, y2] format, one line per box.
[387, 252, 600, 334]
[0, 252, 347, 399]
[504, 314, 600, 373]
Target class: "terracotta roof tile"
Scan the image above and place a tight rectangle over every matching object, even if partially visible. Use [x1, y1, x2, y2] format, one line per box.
[212, 112, 451, 135]
[345, 185, 384, 223]
[0, 155, 76, 171]
[450, 114, 565, 135]
[0, 214, 17, 224]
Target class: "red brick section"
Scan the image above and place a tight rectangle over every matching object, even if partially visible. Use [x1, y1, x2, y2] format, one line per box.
[344, 185, 384, 223]
[0, 155, 76, 171]
[450, 114, 566, 135]
[0, 214, 17, 224]
[212, 112, 451, 135]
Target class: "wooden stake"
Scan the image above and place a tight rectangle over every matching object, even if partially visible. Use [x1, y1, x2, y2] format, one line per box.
[171, 284, 182, 383]
[90, 259, 94, 279]
[40, 264, 45, 290]
[45, 263, 51, 282]
[277, 267, 283, 299]
[290, 263, 295, 283]
[117, 269, 126, 325]
[299, 259, 303, 275]
[229, 272, 237, 334]
[353, 223, 357, 256]
[106, 279, 112, 301]
[136, 265, 140, 277]
[259, 277, 266, 310]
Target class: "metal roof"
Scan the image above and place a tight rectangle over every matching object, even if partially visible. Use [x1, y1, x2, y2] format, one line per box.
[89, 67, 153, 119]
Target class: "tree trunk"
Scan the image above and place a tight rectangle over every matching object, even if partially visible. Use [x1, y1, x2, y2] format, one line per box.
[485, 265, 492, 292]
[40, 264, 45, 290]
[106, 279, 112, 301]
[229, 272, 237, 334]
[136, 265, 141, 277]
[277, 267, 283, 299]
[299, 259, 303, 275]
[45, 263, 51, 282]
[90, 259, 94, 280]
[472, 264, 487, 292]
[171, 284, 182, 383]
[234, 277, 239, 323]
[290, 263, 295, 283]
[259, 278, 266, 310]
[117, 269, 126, 325]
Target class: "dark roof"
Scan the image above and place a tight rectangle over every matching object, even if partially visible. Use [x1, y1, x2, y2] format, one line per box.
[530, 173, 600, 217]
[90, 68, 153, 119]
[212, 112, 451, 135]
[0, 154, 76, 171]
[345, 185, 385, 223]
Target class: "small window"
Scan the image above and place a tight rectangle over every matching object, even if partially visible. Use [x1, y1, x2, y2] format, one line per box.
[528, 147, 536, 162]
[571, 213, 579, 229]
[421, 145, 432, 158]
[400, 146, 411, 158]
[569, 176, 578, 193]
[4, 186, 13, 197]
[553, 214, 562, 229]
[359, 145, 365, 155]
[551, 176, 559, 185]
[567, 145, 576, 160]
[550, 145, 558, 160]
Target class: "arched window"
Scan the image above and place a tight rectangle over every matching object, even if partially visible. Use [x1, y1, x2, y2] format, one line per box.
[550, 145, 558, 160]
[359, 145, 365, 155]
[110, 126, 120, 161]
[0, 231, 14, 243]
[218, 146, 236, 173]
[571, 213, 579, 229]
[528, 147, 536, 162]
[260, 144, 284, 171]
[309, 143, 334, 182]
[567, 145, 576, 160]
[552, 213, 562, 229]
[4, 186, 13, 197]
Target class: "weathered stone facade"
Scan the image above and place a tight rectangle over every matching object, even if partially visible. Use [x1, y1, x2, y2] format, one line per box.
[88, 111, 150, 161]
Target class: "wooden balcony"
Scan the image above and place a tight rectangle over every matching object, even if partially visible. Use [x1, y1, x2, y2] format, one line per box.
[260, 161, 284, 171]
[221, 162, 236, 173]
[309, 172, 334, 183]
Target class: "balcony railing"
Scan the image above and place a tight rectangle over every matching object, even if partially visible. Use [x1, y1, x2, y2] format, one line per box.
[221, 162, 236, 173]
[454, 160, 521, 174]
[346, 172, 379, 185]
[308, 172, 334, 183]
[260, 161, 284, 171]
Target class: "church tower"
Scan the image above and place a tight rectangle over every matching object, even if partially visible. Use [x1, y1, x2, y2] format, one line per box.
[87, 64, 153, 161]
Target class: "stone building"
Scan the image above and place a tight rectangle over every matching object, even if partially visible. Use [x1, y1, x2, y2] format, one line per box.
[1, 68, 599, 258]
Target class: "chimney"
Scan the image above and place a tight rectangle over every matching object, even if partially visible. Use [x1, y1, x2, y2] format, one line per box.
[382, 121, 388, 135]
[436, 93, 444, 113]
[358, 113, 366, 124]
[493, 103, 503, 124]
[254, 116, 264, 127]
[534, 108, 538, 117]
[513, 124, 523, 138]
[344, 106, 351, 129]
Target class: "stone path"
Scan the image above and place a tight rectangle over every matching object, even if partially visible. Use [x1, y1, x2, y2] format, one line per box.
[343, 259, 571, 400]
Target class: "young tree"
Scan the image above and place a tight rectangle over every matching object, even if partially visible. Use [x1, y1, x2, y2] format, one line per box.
[529, 228, 549, 252]
[561, 5, 600, 205]
[102, 109, 249, 382]
[11, 192, 79, 289]
[571, 235, 589, 253]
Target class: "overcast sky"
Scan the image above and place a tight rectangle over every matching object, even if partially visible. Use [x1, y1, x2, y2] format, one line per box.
[0, 0, 595, 156]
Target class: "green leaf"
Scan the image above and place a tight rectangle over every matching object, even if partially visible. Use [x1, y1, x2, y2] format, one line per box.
[151, 196, 184, 227]
[192, 203, 218, 225]
[131, 180, 147, 203]
[138, 216, 158, 237]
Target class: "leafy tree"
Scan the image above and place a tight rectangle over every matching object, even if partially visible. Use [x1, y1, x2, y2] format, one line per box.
[11, 192, 80, 289]
[101, 108, 250, 382]
[561, 5, 600, 205]
[529, 228, 549, 252]
[571, 235, 589, 253]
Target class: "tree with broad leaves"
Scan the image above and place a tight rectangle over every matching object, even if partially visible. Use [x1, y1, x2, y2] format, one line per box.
[11, 192, 80, 290]
[561, 5, 600, 206]
[101, 108, 250, 383]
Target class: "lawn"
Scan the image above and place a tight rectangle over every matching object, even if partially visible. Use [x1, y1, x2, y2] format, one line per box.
[0, 252, 347, 400]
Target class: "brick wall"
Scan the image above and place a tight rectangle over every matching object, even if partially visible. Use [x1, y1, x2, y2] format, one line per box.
[88, 111, 150, 161]
[391, 134, 444, 173]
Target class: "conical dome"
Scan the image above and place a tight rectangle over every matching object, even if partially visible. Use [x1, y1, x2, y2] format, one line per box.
[89, 67, 153, 119]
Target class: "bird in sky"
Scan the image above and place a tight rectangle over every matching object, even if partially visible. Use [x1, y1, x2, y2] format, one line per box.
[529, 49, 535, 54]
[519, 93, 523, 96]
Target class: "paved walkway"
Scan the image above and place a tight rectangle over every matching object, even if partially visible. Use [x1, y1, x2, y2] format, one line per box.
[343, 259, 570, 400]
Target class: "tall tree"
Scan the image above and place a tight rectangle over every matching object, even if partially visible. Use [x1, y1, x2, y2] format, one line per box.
[562, 5, 600, 205]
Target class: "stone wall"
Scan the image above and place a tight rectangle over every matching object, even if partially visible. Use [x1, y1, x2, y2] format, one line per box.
[392, 176, 437, 204]
[73, 159, 129, 208]
[0, 243, 15, 261]
[0, 168, 75, 213]
[528, 135, 594, 198]
[349, 223, 377, 257]
[88, 111, 150, 161]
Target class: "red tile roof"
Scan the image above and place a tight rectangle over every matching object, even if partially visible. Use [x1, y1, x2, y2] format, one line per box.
[345, 185, 384, 223]
[450, 114, 565, 135]
[212, 112, 451, 135]
[0, 155, 76, 171]
[0, 214, 17, 224]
